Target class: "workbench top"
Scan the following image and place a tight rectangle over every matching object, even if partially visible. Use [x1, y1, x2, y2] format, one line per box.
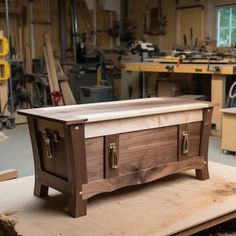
[1, 162, 236, 236]
[18, 97, 213, 125]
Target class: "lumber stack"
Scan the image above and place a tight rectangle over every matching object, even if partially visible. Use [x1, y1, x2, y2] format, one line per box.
[43, 33, 75, 106]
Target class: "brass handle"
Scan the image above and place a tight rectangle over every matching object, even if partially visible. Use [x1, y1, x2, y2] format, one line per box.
[42, 130, 53, 159]
[182, 131, 189, 154]
[109, 143, 118, 169]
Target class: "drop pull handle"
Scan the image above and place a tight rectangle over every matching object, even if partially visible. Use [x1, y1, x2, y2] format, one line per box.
[42, 129, 59, 159]
[182, 131, 189, 154]
[109, 143, 118, 169]
[42, 130, 53, 159]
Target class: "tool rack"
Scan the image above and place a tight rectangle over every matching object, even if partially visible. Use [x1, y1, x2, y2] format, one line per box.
[0, 32, 14, 130]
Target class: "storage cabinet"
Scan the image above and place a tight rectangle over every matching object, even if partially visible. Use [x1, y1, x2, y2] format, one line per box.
[19, 98, 213, 217]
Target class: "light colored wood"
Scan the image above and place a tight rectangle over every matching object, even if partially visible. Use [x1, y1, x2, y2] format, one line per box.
[211, 74, 225, 132]
[18, 97, 213, 125]
[1, 162, 236, 235]
[44, 33, 63, 106]
[85, 109, 202, 138]
[176, 6, 204, 46]
[145, 57, 236, 64]
[221, 110, 236, 152]
[125, 62, 236, 75]
[14, 113, 27, 124]
[125, 62, 231, 135]
[43, 45, 54, 103]
[0, 169, 18, 182]
[54, 59, 76, 105]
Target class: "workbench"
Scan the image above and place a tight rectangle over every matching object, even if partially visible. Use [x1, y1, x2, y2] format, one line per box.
[18, 98, 213, 218]
[1, 162, 236, 236]
[125, 61, 236, 134]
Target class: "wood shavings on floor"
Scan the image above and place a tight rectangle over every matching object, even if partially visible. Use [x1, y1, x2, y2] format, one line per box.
[0, 132, 8, 142]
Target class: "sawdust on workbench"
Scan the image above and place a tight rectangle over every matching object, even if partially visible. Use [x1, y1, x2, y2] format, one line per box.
[0, 211, 20, 236]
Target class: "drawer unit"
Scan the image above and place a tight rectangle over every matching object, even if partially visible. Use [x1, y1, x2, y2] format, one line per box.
[19, 97, 213, 217]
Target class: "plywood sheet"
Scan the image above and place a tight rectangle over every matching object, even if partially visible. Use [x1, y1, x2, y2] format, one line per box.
[1, 162, 236, 235]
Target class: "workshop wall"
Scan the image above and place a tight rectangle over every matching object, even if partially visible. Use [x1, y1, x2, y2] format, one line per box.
[128, 0, 216, 51]
[0, 0, 229, 62]
[0, 0, 119, 63]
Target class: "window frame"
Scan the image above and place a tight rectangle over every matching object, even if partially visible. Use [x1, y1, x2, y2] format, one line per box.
[208, 0, 236, 48]
[216, 5, 236, 47]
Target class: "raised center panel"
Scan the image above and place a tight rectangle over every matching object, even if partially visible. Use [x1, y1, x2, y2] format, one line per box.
[118, 126, 178, 175]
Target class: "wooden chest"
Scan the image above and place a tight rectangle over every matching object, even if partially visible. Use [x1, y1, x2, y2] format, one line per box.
[18, 97, 213, 218]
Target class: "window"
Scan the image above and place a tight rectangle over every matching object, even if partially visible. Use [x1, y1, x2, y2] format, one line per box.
[217, 5, 236, 47]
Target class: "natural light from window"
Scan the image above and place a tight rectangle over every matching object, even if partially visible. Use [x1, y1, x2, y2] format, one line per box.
[217, 5, 236, 47]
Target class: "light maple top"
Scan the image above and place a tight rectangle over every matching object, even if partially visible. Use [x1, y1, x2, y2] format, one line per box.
[18, 97, 214, 125]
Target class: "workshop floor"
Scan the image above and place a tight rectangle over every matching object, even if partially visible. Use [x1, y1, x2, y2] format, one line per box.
[0, 124, 236, 177]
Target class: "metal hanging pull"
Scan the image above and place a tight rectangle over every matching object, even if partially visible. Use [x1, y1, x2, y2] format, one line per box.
[109, 143, 118, 169]
[182, 131, 189, 154]
[42, 129, 59, 159]
[42, 130, 53, 159]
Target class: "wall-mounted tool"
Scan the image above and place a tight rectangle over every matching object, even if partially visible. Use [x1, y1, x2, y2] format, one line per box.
[130, 41, 160, 55]
[0, 61, 10, 81]
[0, 36, 9, 57]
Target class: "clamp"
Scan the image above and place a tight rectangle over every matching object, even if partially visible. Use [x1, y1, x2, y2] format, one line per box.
[0, 61, 10, 81]
[0, 36, 9, 57]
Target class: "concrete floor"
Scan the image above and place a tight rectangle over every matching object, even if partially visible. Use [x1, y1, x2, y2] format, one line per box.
[0, 124, 236, 177]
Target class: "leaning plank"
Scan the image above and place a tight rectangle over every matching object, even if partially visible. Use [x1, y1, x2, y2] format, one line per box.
[0, 169, 18, 182]
[43, 46, 54, 103]
[55, 59, 76, 105]
[44, 33, 63, 106]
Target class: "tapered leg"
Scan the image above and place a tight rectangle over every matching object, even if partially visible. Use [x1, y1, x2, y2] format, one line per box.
[65, 124, 88, 218]
[34, 181, 49, 197]
[195, 165, 209, 181]
[68, 193, 87, 218]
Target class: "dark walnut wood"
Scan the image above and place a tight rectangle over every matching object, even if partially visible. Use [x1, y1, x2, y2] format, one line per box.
[20, 98, 214, 217]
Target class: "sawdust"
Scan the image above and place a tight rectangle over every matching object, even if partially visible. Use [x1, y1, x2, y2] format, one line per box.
[0, 132, 8, 142]
[211, 182, 236, 197]
[0, 211, 20, 236]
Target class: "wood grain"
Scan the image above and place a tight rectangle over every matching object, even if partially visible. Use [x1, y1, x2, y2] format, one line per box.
[119, 126, 178, 175]
[85, 109, 202, 138]
[64, 124, 88, 217]
[178, 122, 201, 161]
[55, 58, 76, 105]
[82, 156, 205, 200]
[222, 112, 236, 152]
[0, 169, 18, 182]
[125, 62, 236, 75]
[85, 137, 104, 182]
[44, 33, 63, 106]
[196, 108, 213, 180]
[18, 97, 213, 125]
[211, 74, 225, 132]
[38, 133, 67, 179]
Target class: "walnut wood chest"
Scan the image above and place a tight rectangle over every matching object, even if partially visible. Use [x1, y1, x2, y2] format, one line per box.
[18, 97, 213, 218]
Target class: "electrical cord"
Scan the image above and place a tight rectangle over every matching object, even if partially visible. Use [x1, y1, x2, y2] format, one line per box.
[229, 80, 236, 98]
